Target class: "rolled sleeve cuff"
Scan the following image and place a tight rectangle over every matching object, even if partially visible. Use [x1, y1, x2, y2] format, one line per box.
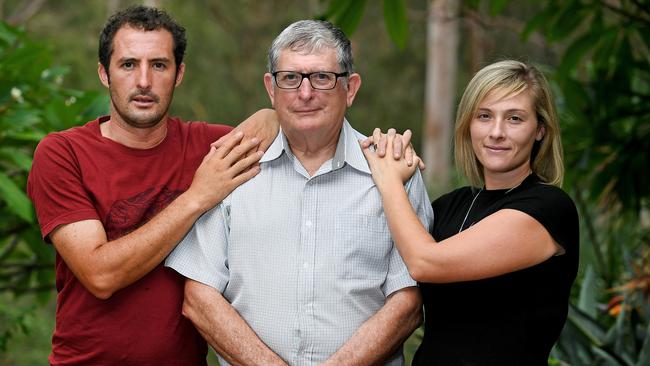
[383, 271, 417, 297]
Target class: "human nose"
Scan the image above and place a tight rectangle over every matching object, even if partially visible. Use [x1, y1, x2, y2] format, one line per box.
[297, 76, 314, 99]
[136, 66, 152, 90]
[488, 118, 506, 139]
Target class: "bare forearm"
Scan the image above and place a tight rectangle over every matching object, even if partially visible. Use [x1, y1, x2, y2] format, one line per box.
[323, 287, 422, 366]
[94, 191, 207, 294]
[379, 181, 436, 276]
[184, 280, 287, 366]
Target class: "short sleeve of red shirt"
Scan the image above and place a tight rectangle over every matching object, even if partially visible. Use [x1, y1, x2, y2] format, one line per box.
[27, 132, 100, 241]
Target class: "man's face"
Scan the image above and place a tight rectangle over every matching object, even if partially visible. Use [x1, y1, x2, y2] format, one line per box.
[98, 26, 184, 129]
[263, 48, 360, 138]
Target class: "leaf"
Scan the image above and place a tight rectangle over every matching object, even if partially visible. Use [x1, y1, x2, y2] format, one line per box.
[558, 30, 604, 77]
[548, 1, 586, 42]
[0, 148, 33, 171]
[320, 0, 352, 19]
[383, 0, 408, 49]
[591, 346, 625, 365]
[464, 0, 481, 10]
[637, 322, 650, 366]
[3, 131, 45, 142]
[521, 5, 556, 41]
[0, 21, 18, 46]
[331, 0, 368, 36]
[489, 0, 509, 16]
[577, 265, 600, 318]
[0, 172, 33, 223]
[567, 305, 607, 346]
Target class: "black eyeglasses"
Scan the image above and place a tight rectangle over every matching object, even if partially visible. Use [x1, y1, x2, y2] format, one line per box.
[272, 71, 349, 90]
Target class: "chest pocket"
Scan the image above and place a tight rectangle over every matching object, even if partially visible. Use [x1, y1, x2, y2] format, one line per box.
[324, 214, 392, 280]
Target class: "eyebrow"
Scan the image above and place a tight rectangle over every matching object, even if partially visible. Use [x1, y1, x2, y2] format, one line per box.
[477, 107, 529, 114]
[116, 57, 171, 63]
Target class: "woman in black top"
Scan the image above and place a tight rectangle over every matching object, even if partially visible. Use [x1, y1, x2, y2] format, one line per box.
[362, 60, 579, 365]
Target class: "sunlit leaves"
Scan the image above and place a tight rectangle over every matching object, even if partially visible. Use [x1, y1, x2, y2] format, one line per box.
[320, 0, 409, 50]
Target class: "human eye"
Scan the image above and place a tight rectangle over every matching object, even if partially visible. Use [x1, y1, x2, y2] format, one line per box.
[508, 115, 523, 123]
[476, 112, 490, 121]
[310, 72, 334, 87]
[152, 62, 167, 70]
[281, 72, 299, 81]
[314, 72, 332, 80]
[121, 61, 135, 70]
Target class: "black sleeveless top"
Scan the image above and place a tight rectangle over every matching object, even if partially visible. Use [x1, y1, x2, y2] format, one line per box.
[413, 174, 579, 366]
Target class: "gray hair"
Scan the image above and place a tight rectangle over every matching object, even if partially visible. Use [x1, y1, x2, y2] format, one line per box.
[267, 20, 354, 74]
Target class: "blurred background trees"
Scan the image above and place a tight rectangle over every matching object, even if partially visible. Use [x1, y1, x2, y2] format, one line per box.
[0, 0, 648, 364]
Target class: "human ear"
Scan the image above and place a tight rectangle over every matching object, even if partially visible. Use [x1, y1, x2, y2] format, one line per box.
[98, 62, 110, 88]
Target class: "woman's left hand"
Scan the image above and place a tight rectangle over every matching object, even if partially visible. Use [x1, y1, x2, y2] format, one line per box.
[361, 129, 420, 190]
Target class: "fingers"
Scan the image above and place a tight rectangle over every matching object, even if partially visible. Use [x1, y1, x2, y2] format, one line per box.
[230, 150, 264, 176]
[372, 128, 382, 144]
[401, 129, 413, 148]
[359, 136, 373, 149]
[393, 135, 403, 160]
[402, 129, 413, 166]
[418, 158, 426, 171]
[222, 136, 261, 165]
[231, 163, 262, 186]
[213, 131, 244, 158]
[404, 144, 414, 167]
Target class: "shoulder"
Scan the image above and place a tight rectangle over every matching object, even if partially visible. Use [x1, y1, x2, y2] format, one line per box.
[34, 122, 95, 158]
[505, 180, 579, 252]
[172, 117, 233, 142]
[509, 181, 577, 218]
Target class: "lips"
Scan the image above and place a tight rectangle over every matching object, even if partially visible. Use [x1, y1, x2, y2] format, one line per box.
[129, 93, 159, 107]
[294, 108, 319, 114]
[484, 145, 510, 152]
[133, 96, 154, 103]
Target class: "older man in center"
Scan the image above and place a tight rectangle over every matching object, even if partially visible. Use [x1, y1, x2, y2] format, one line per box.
[166, 20, 433, 366]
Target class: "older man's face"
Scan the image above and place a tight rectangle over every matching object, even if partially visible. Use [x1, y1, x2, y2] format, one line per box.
[264, 48, 360, 139]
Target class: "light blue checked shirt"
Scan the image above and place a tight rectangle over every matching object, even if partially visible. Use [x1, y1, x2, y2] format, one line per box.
[166, 119, 433, 366]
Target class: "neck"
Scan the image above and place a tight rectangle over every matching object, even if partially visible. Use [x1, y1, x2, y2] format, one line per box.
[100, 116, 168, 149]
[284, 129, 340, 176]
[483, 166, 532, 190]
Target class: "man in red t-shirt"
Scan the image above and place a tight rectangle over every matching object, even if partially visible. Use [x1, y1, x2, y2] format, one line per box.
[27, 6, 277, 365]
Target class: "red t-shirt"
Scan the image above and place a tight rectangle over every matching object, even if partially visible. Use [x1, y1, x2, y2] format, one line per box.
[27, 116, 232, 365]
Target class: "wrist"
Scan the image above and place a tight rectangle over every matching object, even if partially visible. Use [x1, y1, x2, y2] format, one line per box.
[375, 175, 403, 192]
[177, 189, 210, 216]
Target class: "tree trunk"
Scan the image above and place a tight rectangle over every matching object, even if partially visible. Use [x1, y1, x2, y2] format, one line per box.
[422, 0, 460, 191]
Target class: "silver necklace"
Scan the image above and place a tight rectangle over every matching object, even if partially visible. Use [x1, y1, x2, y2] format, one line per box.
[458, 180, 524, 233]
[459, 188, 482, 233]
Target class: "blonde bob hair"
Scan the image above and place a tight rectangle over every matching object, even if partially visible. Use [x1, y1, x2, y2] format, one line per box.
[454, 60, 564, 187]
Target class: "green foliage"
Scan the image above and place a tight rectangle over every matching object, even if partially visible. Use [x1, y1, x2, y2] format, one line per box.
[516, 1, 650, 364]
[0, 20, 107, 348]
[320, 0, 409, 50]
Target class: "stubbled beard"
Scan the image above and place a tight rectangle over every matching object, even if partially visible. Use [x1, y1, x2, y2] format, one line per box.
[109, 87, 172, 129]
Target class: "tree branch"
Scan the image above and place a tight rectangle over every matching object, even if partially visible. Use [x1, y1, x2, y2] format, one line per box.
[5, 0, 46, 26]
[599, 0, 650, 25]
[462, 7, 550, 49]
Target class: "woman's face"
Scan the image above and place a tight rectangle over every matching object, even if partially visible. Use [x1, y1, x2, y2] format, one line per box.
[470, 88, 545, 187]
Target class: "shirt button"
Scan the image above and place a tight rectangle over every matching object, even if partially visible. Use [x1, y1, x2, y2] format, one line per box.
[303, 262, 308, 269]
[305, 220, 313, 227]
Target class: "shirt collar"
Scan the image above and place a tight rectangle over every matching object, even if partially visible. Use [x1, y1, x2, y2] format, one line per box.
[260, 118, 371, 175]
[333, 118, 371, 174]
